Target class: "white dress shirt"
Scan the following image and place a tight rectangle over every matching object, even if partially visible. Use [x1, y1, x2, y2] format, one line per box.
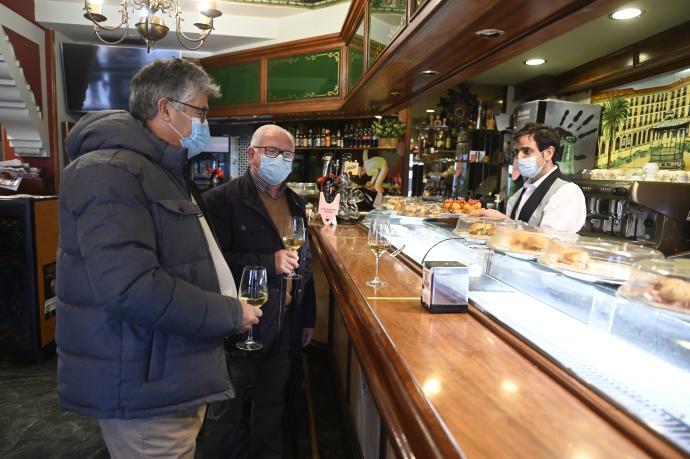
[191, 194, 237, 298]
[515, 167, 586, 233]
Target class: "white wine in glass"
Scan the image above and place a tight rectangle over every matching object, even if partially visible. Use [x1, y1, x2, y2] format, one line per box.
[282, 216, 306, 279]
[236, 266, 268, 351]
[366, 218, 391, 288]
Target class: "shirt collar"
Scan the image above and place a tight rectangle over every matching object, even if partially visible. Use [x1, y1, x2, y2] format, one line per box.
[249, 165, 287, 199]
[525, 165, 558, 189]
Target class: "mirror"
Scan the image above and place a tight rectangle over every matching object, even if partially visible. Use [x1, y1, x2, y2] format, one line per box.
[368, 0, 407, 66]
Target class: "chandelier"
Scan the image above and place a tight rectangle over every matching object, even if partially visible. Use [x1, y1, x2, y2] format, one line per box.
[83, 1, 222, 51]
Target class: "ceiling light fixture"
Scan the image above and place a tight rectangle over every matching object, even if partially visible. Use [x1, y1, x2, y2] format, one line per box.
[524, 58, 546, 66]
[83, 0, 222, 52]
[474, 28, 505, 38]
[426, 109, 435, 113]
[609, 7, 643, 20]
[420, 69, 439, 76]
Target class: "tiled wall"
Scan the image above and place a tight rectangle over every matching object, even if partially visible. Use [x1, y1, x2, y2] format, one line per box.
[213, 123, 269, 178]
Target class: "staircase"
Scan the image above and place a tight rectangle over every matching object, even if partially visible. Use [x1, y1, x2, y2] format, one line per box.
[0, 28, 49, 157]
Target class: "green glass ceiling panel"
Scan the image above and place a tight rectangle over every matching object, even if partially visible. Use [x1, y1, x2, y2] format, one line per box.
[208, 61, 261, 106]
[267, 49, 340, 102]
[348, 18, 365, 92]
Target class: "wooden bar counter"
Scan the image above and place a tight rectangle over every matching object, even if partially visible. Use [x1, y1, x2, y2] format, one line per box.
[309, 222, 680, 459]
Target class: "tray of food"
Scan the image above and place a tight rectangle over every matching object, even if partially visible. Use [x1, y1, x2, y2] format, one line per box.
[395, 200, 446, 218]
[616, 259, 690, 314]
[452, 217, 522, 244]
[442, 199, 482, 215]
[537, 238, 664, 285]
[487, 226, 575, 260]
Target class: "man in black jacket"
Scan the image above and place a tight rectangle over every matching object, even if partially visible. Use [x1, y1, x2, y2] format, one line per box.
[57, 58, 262, 459]
[200, 124, 316, 458]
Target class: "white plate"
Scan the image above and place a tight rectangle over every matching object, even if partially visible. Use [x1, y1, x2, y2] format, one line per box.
[537, 258, 627, 285]
[486, 242, 539, 261]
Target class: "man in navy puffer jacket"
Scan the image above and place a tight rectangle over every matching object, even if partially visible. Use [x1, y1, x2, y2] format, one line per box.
[56, 58, 262, 458]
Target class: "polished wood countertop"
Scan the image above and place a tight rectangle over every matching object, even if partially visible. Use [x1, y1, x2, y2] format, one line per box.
[310, 222, 680, 459]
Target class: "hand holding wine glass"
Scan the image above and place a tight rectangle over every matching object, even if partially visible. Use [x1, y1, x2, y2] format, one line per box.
[236, 266, 268, 351]
[366, 218, 391, 288]
[281, 216, 306, 279]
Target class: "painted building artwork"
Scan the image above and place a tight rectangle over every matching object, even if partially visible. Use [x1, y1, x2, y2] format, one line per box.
[592, 69, 690, 170]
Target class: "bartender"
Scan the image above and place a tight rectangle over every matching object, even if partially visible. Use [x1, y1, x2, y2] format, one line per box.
[473, 123, 586, 233]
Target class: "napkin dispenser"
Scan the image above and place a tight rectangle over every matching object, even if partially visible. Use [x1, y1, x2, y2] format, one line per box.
[421, 261, 469, 313]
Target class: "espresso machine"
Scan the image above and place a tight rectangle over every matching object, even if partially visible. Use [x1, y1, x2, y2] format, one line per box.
[574, 179, 690, 256]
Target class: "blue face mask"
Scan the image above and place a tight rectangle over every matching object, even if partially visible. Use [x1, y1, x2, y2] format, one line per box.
[259, 154, 293, 185]
[168, 107, 211, 158]
[517, 150, 547, 178]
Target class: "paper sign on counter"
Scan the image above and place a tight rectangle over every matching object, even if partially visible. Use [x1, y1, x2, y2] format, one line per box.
[319, 192, 340, 226]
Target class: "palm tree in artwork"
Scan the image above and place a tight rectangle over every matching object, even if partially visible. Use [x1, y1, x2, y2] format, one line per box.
[601, 95, 630, 168]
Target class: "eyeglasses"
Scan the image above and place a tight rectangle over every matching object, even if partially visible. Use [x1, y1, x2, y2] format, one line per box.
[253, 146, 295, 162]
[168, 98, 209, 123]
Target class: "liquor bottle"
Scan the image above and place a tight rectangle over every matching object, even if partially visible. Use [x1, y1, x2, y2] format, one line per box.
[325, 128, 331, 147]
[315, 128, 321, 147]
[308, 128, 314, 148]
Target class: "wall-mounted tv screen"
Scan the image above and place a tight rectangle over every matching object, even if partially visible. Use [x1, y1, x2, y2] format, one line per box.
[61, 43, 180, 113]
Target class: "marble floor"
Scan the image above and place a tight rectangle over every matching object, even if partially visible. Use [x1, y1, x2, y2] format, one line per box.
[0, 345, 352, 459]
[0, 356, 108, 459]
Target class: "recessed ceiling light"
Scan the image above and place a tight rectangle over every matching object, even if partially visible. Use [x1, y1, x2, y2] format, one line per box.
[420, 69, 439, 76]
[389, 91, 403, 97]
[609, 8, 643, 20]
[474, 28, 505, 38]
[524, 58, 546, 66]
[374, 115, 383, 119]
[426, 109, 435, 113]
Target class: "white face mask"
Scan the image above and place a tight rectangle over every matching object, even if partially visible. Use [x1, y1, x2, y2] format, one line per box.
[517, 150, 547, 178]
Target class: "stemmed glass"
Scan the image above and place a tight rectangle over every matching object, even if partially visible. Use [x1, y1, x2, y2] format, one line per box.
[366, 218, 391, 288]
[236, 266, 268, 351]
[281, 216, 306, 279]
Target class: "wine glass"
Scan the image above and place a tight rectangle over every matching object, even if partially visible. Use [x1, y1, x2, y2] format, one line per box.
[366, 218, 391, 288]
[281, 216, 306, 279]
[236, 266, 268, 351]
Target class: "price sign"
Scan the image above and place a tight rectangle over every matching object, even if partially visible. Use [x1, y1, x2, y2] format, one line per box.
[343, 161, 359, 176]
[373, 192, 383, 209]
[319, 192, 340, 226]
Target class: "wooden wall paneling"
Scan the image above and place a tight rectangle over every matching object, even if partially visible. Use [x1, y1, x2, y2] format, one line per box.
[209, 99, 343, 118]
[341, 0, 367, 43]
[363, 0, 370, 82]
[341, 43, 349, 99]
[47, 29, 59, 191]
[260, 57, 267, 104]
[33, 199, 58, 347]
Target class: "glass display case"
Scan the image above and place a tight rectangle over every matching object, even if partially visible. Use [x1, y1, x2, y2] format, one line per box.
[363, 211, 690, 455]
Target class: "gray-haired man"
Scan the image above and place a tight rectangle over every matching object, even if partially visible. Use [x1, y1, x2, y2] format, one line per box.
[57, 58, 261, 458]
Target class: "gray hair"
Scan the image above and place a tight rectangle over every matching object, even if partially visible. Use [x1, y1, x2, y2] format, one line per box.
[129, 58, 220, 121]
[250, 124, 295, 150]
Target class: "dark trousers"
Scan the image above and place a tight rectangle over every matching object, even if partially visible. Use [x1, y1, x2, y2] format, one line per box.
[196, 346, 292, 459]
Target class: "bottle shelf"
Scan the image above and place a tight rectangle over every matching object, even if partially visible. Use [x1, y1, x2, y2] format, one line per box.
[295, 147, 384, 150]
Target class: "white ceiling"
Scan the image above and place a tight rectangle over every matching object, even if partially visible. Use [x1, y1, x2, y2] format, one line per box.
[35, 0, 352, 55]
